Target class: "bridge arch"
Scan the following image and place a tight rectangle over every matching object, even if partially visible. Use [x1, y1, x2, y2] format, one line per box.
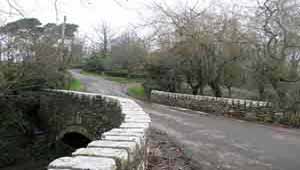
[57, 125, 93, 148]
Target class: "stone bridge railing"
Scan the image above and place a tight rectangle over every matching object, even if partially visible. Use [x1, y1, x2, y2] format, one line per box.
[151, 90, 272, 119]
[47, 90, 151, 170]
[40, 90, 123, 141]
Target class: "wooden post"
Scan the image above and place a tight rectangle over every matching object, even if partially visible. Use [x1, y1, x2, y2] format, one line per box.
[61, 16, 66, 65]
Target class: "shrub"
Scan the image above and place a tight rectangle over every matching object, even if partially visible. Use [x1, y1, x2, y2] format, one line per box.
[128, 84, 146, 100]
[129, 73, 146, 79]
[105, 70, 128, 77]
[82, 56, 106, 73]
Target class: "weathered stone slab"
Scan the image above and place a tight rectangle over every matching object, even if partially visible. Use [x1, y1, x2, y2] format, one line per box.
[103, 135, 143, 148]
[124, 117, 151, 124]
[245, 112, 257, 121]
[72, 148, 128, 170]
[125, 114, 151, 120]
[48, 157, 74, 169]
[122, 106, 142, 111]
[72, 156, 117, 170]
[120, 122, 150, 129]
[275, 112, 284, 117]
[122, 110, 146, 115]
[103, 131, 145, 139]
[110, 128, 145, 134]
[88, 140, 137, 161]
[124, 117, 151, 123]
[48, 156, 116, 170]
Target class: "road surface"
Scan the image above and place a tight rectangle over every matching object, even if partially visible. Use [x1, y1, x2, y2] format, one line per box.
[70, 69, 300, 170]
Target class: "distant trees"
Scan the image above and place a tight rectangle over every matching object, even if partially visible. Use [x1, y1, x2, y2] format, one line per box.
[223, 63, 243, 97]
[0, 14, 82, 169]
[111, 31, 147, 73]
[82, 51, 107, 73]
[250, 0, 300, 107]
[0, 18, 79, 94]
[141, 0, 300, 107]
[93, 22, 114, 58]
[83, 28, 148, 77]
[144, 52, 182, 93]
[142, 1, 247, 97]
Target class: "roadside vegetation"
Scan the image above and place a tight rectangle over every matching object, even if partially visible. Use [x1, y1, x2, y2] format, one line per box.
[0, 16, 83, 169]
[81, 70, 146, 99]
[80, 70, 144, 84]
[68, 78, 86, 91]
[1, 0, 300, 169]
[127, 84, 146, 100]
[80, 0, 300, 127]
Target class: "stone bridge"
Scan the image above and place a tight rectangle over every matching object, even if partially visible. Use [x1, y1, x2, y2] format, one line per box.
[38, 90, 122, 147]
[43, 90, 151, 170]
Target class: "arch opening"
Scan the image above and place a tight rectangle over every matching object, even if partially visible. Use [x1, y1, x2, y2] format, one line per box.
[61, 132, 91, 149]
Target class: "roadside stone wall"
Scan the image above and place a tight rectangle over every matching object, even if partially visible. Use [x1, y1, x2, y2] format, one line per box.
[151, 90, 273, 119]
[48, 90, 151, 170]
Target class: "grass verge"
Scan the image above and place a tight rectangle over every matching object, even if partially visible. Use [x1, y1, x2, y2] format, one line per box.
[68, 78, 86, 91]
[80, 70, 144, 84]
[81, 70, 147, 100]
[127, 84, 146, 100]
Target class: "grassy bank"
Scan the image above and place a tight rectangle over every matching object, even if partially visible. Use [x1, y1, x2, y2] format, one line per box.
[80, 70, 144, 84]
[68, 78, 86, 91]
[127, 84, 146, 100]
[81, 70, 147, 99]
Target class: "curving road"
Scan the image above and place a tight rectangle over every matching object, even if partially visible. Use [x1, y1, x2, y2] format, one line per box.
[70, 69, 300, 170]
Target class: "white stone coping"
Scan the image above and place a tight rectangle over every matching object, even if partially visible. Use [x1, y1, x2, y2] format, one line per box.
[48, 156, 116, 170]
[151, 90, 271, 108]
[47, 90, 151, 170]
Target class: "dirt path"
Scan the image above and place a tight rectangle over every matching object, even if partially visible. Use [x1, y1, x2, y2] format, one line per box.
[71, 69, 300, 170]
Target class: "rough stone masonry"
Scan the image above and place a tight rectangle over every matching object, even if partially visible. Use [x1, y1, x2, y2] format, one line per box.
[151, 90, 272, 120]
[47, 90, 151, 170]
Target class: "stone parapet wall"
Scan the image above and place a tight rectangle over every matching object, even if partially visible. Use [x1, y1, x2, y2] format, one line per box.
[40, 90, 123, 140]
[151, 90, 272, 117]
[47, 90, 151, 170]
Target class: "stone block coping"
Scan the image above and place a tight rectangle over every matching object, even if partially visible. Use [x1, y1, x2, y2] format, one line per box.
[47, 90, 151, 170]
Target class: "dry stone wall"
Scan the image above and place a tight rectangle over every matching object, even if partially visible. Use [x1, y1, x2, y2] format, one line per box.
[151, 90, 272, 118]
[47, 90, 151, 170]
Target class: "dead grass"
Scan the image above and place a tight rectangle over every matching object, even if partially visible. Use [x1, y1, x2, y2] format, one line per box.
[147, 128, 199, 170]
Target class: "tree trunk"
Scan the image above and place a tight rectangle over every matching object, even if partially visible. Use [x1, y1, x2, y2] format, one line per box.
[210, 82, 222, 97]
[270, 80, 286, 108]
[258, 85, 265, 100]
[214, 86, 222, 97]
[0, 42, 2, 62]
[192, 87, 198, 95]
[228, 86, 232, 98]
[168, 82, 176, 93]
[199, 86, 204, 95]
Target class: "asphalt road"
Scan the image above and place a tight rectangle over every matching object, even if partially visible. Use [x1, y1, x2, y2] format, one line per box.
[70, 69, 300, 170]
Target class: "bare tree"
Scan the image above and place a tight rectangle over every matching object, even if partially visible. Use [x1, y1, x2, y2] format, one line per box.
[143, 1, 247, 96]
[250, 0, 300, 104]
[111, 30, 147, 73]
[94, 22, 114, 57]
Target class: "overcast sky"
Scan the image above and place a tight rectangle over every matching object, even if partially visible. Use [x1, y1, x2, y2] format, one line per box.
[0, 0, 255, 38]
[0, 0, 145, 35]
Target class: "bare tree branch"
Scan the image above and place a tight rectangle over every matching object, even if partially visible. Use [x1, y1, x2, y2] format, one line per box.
[6, 0, 24, 17]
